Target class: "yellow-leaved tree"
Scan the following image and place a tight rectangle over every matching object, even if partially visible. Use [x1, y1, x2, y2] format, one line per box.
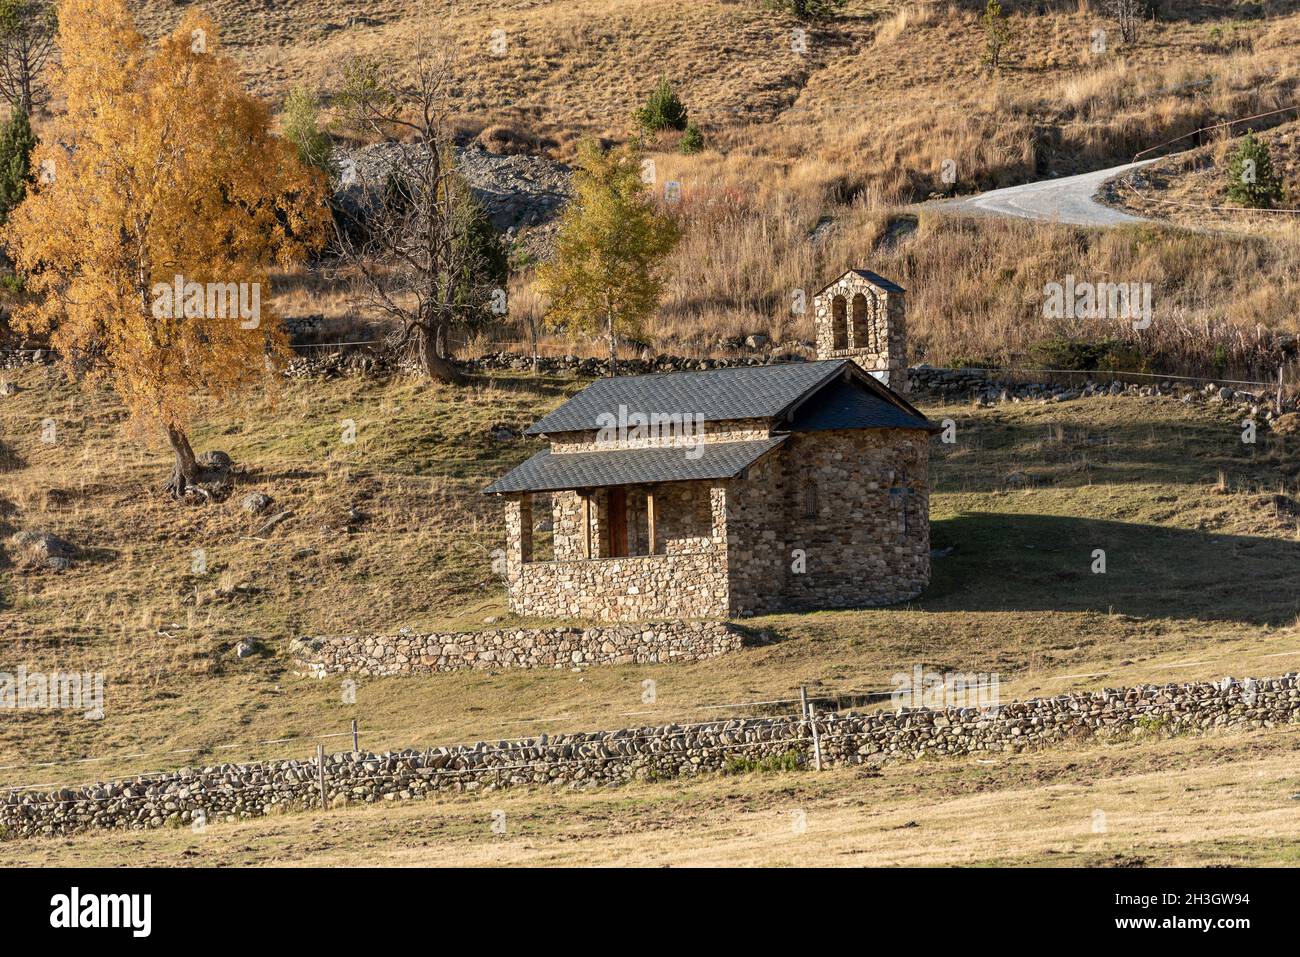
[3, 0, 329, 497]
[536, 140, 680, 375]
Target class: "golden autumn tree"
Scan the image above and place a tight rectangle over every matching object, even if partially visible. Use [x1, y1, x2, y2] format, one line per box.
[536, 140, 680, 375]
[3, 0, 328, 497]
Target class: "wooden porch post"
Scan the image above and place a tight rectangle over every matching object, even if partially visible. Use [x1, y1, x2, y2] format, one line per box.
[646, 488, 657, 555]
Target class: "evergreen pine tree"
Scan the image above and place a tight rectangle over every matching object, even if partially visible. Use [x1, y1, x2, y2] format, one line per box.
[0, 105, 35, 225]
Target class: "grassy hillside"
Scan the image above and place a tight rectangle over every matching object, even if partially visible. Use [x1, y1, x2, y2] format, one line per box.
[3, 362, 1298, 790]
[4, 1, 1300, 864]
[89, 1, 1300, 377]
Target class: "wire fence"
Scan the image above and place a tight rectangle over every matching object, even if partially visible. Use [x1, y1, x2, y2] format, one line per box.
[6, 647, 1299, 801]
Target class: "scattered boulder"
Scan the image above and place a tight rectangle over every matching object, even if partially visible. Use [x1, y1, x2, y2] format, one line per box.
[235, 639, 257, 659]
[241, 492, 274, 515]
[0, 381, 16, 396]
[744, 334, 770, 350]
[8, 529, 75, 567]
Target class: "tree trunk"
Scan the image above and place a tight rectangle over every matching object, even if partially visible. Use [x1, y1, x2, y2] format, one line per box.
[417, 323, 463, 383]
[163, 425, 200, 498]
[607, 309, 618, 377]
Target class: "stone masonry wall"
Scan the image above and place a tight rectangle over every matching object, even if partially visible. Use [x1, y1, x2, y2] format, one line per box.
[294, 621, 747, 677]
[725, 429, 931, 615]
[782, 428, 930, 611]
[4, 674, 1295, 839]
[510, 551, 729, 621]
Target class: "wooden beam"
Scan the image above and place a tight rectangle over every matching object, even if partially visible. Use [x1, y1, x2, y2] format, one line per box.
[647, 489, 657, 555]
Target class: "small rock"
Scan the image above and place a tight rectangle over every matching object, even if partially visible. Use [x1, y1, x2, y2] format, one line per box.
[198, 450, 234, 472]
[235, 640, 257, 658]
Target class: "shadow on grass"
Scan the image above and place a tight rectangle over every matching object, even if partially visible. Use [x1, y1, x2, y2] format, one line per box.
[924, 511, 1300, 626]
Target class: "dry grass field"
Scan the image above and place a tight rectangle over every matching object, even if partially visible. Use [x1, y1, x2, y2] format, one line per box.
[1110, 117, 1300, 232]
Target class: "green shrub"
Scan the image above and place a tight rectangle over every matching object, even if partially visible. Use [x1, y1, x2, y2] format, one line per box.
[724, 749, 803, 775]
[633, 77, 688, 134]
[1030, 336, 1144, 372]
[765, 0, 845, 20]
[981, 0, 1011, 71]
[282, 85, 335, 180]
[1226, 131, 1283, 209]
[679, 121, 704, 155]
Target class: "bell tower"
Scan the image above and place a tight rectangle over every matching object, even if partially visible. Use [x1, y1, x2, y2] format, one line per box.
[813, 269, 908, 393]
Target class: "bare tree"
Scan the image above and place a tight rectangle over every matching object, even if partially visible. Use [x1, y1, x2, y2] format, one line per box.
[1102, 0, 1147, 45]
[0, 0, 55, 114]
[332, 43, 501, 383]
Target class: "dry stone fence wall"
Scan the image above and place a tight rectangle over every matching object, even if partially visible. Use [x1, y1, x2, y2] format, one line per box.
[294, 621, 747, 677]
[3, 674, 1297, 839]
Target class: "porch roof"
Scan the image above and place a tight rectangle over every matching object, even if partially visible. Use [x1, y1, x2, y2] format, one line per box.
[482, 436, 787, 495]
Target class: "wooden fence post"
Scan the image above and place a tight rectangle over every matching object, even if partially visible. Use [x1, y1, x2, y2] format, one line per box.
[351, 718, 359, 753]
[808, 703, 823, 772]
[317, 744, 328, 811]
[799, 686, 809, 721]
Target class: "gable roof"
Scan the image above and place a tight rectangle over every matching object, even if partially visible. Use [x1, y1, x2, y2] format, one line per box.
[815, 269, 905, 297]
[523, 360, 849, 436]
[482, 437, 787, 495]
[789, 375, 937, 432]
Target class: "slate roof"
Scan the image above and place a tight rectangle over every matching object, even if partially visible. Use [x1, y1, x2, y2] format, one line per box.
[487, 358, 937, 494]
[814, 269, 905, 296]
[481, 437, 787, 495]
[788, 376, 939, 433]
[523, 360, 847, 436]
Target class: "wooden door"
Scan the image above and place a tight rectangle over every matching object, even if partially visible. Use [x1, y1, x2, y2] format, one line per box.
[608, 487, 628, 557]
